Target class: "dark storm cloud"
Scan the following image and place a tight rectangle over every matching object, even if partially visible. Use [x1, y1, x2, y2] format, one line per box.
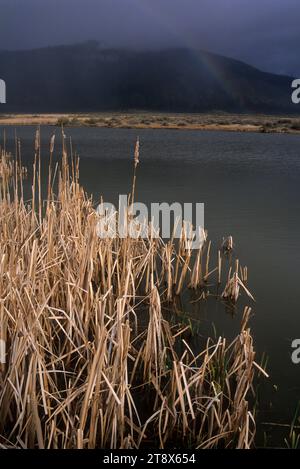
[0, 0, 299, 75]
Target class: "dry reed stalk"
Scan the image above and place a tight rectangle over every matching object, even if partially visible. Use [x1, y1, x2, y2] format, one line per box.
[218, 250, 222, 284]
[129, 137, 140, 206]
[222, 267, 255, 303]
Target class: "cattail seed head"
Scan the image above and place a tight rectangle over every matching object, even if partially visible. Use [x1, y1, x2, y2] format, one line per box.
[35, 128, 40, 152]
[134, 137, 140, 168]
[50, 134, 55, 154]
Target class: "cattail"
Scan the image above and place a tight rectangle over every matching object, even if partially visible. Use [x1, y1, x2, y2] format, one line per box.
[130, 137, 140, 206]
[34, 128, 40, 153]
[50, 134, 55, 155]
[222, 235, 233, 253]
[0, 131, 260, 450]
[134, 137, 140, 168]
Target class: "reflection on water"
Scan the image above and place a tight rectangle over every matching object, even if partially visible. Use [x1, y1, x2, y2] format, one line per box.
[2, 125, 300, 446]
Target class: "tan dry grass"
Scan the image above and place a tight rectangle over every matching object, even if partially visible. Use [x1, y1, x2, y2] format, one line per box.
[0, 130, 265, 448]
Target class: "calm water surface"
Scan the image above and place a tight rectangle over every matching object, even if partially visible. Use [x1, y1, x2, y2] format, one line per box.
[3, 125, 300, 446]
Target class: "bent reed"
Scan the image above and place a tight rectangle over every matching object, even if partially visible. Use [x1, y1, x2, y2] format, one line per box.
[0, 129, 266, 449]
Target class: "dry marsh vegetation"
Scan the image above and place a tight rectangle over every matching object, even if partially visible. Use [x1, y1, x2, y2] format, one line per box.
[0, 151, 14, 180]
[1, 113, 300, 134]
[0, 130, 266, 449]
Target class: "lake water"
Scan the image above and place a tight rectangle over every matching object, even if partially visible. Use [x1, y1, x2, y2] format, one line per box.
[2, 125, 300, 447]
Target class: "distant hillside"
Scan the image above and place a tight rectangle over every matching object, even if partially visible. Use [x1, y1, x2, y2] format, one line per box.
[0, 41, 298, 114]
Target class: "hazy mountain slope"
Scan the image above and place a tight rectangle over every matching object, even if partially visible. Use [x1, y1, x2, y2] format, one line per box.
[0, 42, 297, 113]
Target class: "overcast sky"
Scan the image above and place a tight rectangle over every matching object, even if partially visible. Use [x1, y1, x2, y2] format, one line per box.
[0, 0, 299, 76]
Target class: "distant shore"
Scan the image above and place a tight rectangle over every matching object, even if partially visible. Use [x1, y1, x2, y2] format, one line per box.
[1, 112, 300, 134]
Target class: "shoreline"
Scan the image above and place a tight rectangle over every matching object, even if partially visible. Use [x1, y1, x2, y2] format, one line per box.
[0, 112, 300, 134]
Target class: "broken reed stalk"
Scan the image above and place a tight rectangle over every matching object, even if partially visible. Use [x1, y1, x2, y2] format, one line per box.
[0, 130, 262, 449]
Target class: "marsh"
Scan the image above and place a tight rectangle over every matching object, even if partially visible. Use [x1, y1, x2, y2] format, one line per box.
[2, 124, 300, 446]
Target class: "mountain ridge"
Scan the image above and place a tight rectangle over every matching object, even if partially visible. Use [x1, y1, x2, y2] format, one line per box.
[0, 42, 298, 114]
